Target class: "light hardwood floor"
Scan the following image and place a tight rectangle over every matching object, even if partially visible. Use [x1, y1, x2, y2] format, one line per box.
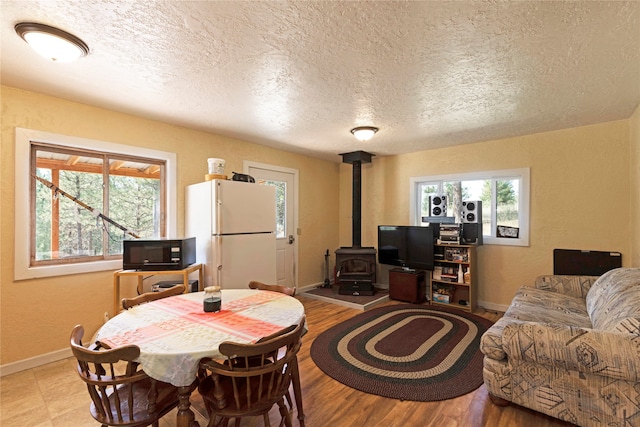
[0, 295, 574, 427]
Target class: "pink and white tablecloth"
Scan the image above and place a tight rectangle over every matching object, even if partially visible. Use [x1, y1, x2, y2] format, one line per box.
[95, 289, 305, 387]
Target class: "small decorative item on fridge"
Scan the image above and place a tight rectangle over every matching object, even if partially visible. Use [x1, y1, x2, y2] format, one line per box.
[207, 158, 225, 175]
[203, 286, 222, 312]
[205, 158, 227, 180]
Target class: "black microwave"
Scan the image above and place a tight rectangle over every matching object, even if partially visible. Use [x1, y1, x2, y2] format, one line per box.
[123, 238, 196, 271]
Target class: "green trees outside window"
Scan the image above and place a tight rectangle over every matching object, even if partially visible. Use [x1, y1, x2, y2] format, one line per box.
[32, 143, 164, 265]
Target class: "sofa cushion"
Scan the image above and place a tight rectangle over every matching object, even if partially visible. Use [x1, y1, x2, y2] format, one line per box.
[533, 275, 599, 299]
[586, 268, 640, 333]
[503, 286, 592, 326]
[480, 286, 591, 361]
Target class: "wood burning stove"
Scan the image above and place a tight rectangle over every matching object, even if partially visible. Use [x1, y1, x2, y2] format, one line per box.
[335, 151, 377, 296]
[335, 247, 376, 295]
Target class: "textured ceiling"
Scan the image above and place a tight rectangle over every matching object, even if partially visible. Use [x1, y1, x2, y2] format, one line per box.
[2, 1, 639, 162]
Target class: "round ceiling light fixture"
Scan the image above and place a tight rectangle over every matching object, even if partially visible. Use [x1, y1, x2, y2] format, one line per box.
[15, 22, 89, 62]
[350, 126, 379, 142]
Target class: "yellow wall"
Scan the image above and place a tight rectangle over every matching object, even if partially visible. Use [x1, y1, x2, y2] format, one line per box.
[1, 86, 339, 365]
[630, 104, 640, 267]
[341, 119, 632, 308]
[2, 83, 637, 367]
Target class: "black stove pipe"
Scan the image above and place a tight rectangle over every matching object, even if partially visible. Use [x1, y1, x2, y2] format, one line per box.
[340, 151, 374, 248]
[352, 160, 362, 248]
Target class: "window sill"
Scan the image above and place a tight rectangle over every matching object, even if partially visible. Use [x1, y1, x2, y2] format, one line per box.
[482, 236, 529, 247]
[15, 259, 123, 281]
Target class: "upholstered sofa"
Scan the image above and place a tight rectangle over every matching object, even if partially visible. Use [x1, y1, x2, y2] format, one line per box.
[480, 268, 640, 426]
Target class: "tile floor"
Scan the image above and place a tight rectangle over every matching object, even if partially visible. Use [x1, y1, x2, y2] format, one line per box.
[0, 357, 209, 427]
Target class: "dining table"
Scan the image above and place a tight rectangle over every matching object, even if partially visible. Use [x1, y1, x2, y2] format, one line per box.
[95, 288, 306, 427]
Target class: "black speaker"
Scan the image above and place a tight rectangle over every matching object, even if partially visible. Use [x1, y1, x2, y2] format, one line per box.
[462, 200, 482, 223]
[462, 223, 483, 245]
[462, 201, 482, 244]
[429, 195, 447, 217]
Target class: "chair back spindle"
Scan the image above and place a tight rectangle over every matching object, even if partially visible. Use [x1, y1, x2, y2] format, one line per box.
[198, 317, 306, 426]
[122, 284, 186, 310]
[70, 324, 179, 427]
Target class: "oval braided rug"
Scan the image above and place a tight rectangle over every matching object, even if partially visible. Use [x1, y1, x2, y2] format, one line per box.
[310, 304, 493, 401]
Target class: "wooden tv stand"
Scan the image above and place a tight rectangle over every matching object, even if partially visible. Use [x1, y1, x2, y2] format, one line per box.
[389, 268, 427, 303]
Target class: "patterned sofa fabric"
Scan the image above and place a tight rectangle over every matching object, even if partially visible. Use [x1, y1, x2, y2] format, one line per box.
[480, 285, 592, 361]
[504, 359, 639, 427]
[480, 268, 640, 427]
[502, 322, 640, 381]
[586, 268, 640, 332]
[533, 274, 599, 299]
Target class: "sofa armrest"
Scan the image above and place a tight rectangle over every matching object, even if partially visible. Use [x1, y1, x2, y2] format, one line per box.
[502, 322, 640, 382]
[534, 275, 599, 299]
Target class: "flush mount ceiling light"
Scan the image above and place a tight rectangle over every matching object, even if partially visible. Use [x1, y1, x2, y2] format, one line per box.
[350, 126, 379, 142]
[15, 22, 89, 62]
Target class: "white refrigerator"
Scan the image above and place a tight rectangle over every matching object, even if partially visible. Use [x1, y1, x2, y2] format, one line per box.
[185, 179, 277, 289]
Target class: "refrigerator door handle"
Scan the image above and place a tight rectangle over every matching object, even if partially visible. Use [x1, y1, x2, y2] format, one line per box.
[216, 198, 223, 235]
[216, 264, 223, 286]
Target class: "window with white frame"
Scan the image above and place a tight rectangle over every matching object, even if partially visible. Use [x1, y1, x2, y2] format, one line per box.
[409, 168, 530, 246]
[15, 128, 177, 280]
[32, 142, 166, 264]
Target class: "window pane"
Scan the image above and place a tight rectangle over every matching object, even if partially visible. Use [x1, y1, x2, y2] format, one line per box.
[419, 183, 438, 222]
[460, 180, 484, 202]
[263, 180, 286, 238]
[34, 168, 53, 259]
[32, 143, 164, 265]
[443, 181, 463, 221]
[496, 179, 520, 238]
[60, 169, 104, 258]
[410, 168, 529, 246]
[109, 173, 161, 255]
[462, 179, 491, 236]
[35, 166, 105, 261]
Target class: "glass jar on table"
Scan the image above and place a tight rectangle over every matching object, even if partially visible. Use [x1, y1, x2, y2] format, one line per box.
[203, 286, 221, 312]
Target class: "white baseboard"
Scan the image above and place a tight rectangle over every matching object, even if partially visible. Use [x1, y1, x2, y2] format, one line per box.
[297, 283, 320, 293]
[477, 300, 510, 313]
[0, 347, 72, 377]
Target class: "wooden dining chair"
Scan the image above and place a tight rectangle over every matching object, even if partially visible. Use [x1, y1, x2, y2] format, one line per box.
[247, 281, 304, 425]
[197, 317, 306, 427]
[122, 284, 186, 310]
[248, 280, 296, 297]
[70, 324, 179, 427]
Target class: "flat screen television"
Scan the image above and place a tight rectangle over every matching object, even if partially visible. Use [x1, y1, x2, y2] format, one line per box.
[377, 225, 435, 271]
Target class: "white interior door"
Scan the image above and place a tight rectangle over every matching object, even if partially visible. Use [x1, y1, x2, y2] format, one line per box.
[245, 162, 298, 288]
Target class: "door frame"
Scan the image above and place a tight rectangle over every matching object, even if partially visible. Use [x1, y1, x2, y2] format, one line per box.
[243, 161, 299, 288]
